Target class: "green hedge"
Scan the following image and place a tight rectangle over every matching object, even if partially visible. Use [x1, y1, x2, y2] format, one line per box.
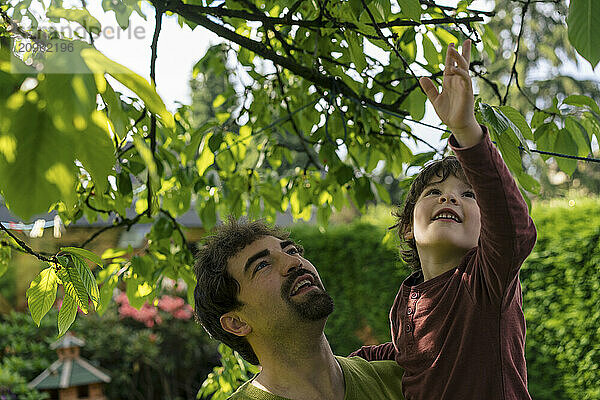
[522, 197, 600, 400]
[289, 222, 410, 356]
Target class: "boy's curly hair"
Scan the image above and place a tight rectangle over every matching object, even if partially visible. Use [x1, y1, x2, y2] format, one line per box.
[391, 156, 469, 271]
[193, 217, 292, 365]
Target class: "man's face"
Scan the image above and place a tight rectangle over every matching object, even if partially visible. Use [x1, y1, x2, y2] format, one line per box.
[226, 235, 334, 335]
[409, 174, 481, 254]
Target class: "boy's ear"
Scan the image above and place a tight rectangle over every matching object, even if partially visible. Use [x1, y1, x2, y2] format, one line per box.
[220, 313, 252, 337]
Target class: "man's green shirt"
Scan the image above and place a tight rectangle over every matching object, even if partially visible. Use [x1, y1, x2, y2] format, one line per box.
[228, 356, 404, 400]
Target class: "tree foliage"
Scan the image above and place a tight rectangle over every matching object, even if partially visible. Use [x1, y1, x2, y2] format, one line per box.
[0, 0, 599, 334]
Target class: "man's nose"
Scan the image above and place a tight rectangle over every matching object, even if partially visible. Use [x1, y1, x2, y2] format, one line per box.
[278, 252, 302, 275]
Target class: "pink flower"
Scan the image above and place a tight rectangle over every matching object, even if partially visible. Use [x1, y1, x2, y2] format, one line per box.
[158, 295, 185, 313]
[173, 306, 193, 320]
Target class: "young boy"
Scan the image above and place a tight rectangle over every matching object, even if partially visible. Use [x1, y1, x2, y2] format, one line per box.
[351, 40, 537, 400]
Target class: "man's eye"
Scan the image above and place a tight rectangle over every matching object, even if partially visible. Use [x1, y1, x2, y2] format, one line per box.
[254, 260, 269, 273]
[463, 191, 475, 198]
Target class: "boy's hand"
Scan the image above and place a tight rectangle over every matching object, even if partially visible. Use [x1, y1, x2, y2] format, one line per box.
[419, 39, 482, 147]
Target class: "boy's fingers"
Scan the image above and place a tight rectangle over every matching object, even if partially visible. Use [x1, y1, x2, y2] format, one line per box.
[419, 77, 439, 102]
[461, 39, 472, 64]
[444, 43, 455, 72]
[448, 46, 469, 71]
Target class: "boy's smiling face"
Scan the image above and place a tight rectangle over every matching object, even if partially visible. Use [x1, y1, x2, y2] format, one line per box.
[406, 174, 481, 258]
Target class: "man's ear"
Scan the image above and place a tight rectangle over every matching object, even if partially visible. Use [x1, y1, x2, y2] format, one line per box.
[220, 313, 252, 337]
[403, 226, 414, 241]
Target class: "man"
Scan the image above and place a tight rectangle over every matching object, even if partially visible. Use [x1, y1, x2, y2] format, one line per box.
[194, 217, 404, 400]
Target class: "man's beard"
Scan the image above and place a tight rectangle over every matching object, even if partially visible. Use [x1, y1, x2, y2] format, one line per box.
[280, 268, 334, 321]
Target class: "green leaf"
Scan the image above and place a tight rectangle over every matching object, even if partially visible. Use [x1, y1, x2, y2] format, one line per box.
[480, 103, 508, 134]
[0, 99, 76, 221]
[316, 204, 332, 228]
[516, 172, 541, 195]
[565, 116, 593, 156]
[345, 32, 367, 72]
[26, 267, 58, 326]
[0, 246, 10, 278]
[196, 133, 215, 176]
[553, 128, 578, 175]
[491, 129, 523, 174]
[422, 35, 441, 66]
[99, 81, 129, 141]
[58, 294, 78, 337]
[61, 246, 104, 268]
[46, 6, 102, 35]
[97, 273, 118, 316]
[213, 94, 227, 108]
[498, 106, 534, 141]
[125, 275, 153, 309]
[132, 132, 158, 181]
[333, 165, 355, 185]
[198, 196, 217, 231]
[397, 0, 421, 21]
[117, 170, 133, 196]
[401, 88, 427, 121]
[40, 73, 97, 133]
[374, 182, 391, 204]
[81, 48, 174, 129]
[73, 111, 115, 193]
[71, 255, 100, 310]
[563, 94, 600, 114]
[534, 123, 558, 161]
[58, 256, 89, 314]
[567, 0, 600, 68]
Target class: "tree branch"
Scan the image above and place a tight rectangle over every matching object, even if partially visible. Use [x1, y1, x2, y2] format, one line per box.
[174, 3, 484, 29]
[79, 213, 145, 248]
[0, 223, 56, 263]
[163, 0, 408, 118]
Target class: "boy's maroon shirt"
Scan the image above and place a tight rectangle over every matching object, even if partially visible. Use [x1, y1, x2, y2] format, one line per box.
[351, 130, 537, 400]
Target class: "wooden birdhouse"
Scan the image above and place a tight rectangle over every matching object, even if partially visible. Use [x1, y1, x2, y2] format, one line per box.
[28, 333, 111, 400]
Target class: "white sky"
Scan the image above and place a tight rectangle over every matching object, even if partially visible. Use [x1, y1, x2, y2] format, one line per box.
[35, 0, 600, 153]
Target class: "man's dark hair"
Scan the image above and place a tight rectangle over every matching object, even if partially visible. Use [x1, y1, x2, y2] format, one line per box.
[392, 156, 468, 271]
[193, 217, 291, 365]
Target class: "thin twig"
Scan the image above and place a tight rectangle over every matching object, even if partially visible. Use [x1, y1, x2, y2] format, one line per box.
[502, 0, 530, 105]
[159, 209, 188, 246]
[0, 223, 56, 263]
[147, 5, 163, 217]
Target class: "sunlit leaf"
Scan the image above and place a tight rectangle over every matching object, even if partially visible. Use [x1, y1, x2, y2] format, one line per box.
[58, 256, 89, 313]
[26, 266, 58, 326]
[58, 294, 77, 337]
[81, 48, 174, 129]
[397, 0, 421, 21]
[46, 6, 102, 35]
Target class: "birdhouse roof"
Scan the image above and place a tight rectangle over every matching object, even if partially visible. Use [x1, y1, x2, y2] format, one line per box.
[50, 333, 85, 349]
[28, 357, 111, 390]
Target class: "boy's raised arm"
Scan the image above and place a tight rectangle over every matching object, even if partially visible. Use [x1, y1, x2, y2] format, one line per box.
[423, 39, 536, 300]
[419, 40, 482, 148]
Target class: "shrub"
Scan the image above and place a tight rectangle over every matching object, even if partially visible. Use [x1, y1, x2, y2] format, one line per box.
[0, 293, 219, 400]
[522, 197, 600, 400]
